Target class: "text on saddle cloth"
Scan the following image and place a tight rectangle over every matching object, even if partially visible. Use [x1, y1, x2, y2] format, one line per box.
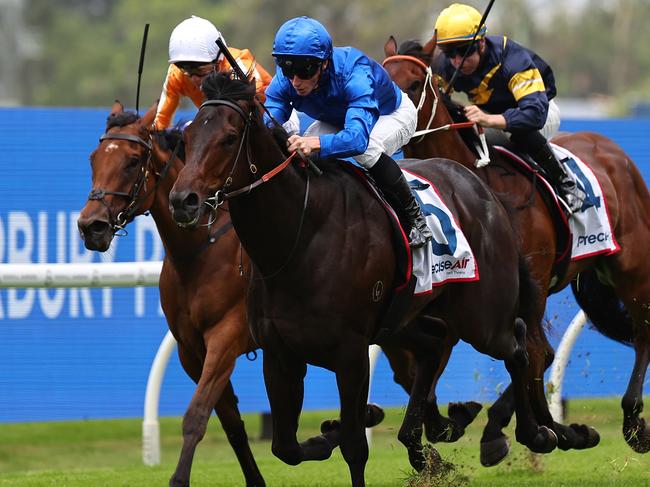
[402, 170, 479, 295]
[550, 144, 620, 261]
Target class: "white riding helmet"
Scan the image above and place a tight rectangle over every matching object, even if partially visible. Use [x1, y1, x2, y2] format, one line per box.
[168, 16, 226, 64]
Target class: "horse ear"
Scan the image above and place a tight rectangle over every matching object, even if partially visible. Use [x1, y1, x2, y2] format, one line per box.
[384, 35, 398, 57]
[110, 99, 124, 115]
[423, 34, 437, 58]
[139, 100, 159, 129]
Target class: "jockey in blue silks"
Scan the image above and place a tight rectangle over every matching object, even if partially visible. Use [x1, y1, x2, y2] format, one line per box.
[264, 16, 432, 248]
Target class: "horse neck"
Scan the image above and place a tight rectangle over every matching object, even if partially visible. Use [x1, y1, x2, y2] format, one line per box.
[228, 128, 310, 274]
[148, 154, 211, 260]
[405, 85, 476, 167]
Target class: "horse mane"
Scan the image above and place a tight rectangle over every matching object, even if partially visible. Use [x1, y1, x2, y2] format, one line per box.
[106, 111, 139, 130]
[202, 72, 256, 102]
[152, 128, 186, 161]
[440, 91, 483, 152]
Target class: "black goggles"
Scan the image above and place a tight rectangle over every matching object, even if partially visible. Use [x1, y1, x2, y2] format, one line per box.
[276, 57, 323, 80]
[440, 41, 478, 59]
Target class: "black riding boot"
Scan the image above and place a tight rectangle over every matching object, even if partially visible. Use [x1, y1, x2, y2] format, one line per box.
[369, 153, 432, 248]
[513, 131, 584, 212]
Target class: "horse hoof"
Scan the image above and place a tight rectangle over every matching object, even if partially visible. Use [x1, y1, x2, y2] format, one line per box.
[320, 419, 340, 434]
[448, 401, 483, 428]
[169, 476, 189, 487]
[366, 403, 385, 428]
[624, 418, 650, 453]
[569, 423, 600, 449]
[480, 434, 510, 467]
[529, 425, 558, 454]
[299, 435, 335, 461]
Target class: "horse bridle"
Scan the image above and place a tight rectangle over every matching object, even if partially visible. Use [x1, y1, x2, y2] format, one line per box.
[196, 98, 310, 280]
[199, 99, 302, 208]
[383, 55, 439, 143]
[382, 54, 490, 166]
[88, 131, 153, 235]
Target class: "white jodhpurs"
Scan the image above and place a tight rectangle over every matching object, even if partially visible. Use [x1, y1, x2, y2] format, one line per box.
[303, 93, 417, 169]
[541, 99, 561, 139]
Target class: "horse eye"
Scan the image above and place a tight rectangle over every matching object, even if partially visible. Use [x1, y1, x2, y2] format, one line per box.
[222, 134, 238, 146]
[127, 156, 140, 168]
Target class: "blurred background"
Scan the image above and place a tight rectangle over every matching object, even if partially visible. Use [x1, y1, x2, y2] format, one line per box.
[0, 0, 648, 425]
[2, 0, 650, 116]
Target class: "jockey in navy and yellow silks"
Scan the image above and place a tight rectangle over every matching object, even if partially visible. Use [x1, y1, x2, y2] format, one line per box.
[433, 3, 584, 212]
[435, 35, 557, 133]
[264, 16, 432, 247]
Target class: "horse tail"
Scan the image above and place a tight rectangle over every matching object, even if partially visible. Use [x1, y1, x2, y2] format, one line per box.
[571, 269, 634, 347]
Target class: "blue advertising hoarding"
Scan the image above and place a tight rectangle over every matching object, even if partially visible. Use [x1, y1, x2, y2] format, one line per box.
[0, 107, 649, 422]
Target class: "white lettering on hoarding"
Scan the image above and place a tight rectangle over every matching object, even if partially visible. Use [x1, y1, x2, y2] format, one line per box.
[0, 211, 163, 321]
[8, 212, 35, 318]
[135, 216, 163, 317]
[38, 212, 65, 319]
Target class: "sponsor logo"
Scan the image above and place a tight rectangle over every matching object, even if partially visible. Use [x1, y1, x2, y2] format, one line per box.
[576, 232, 611, 247]
[432, 257, 471, 274]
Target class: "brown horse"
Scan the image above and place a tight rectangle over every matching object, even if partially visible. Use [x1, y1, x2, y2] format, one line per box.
[77, 102, 264, 487]
[168, 72, 560, 486]
[383, 36, 650, 462]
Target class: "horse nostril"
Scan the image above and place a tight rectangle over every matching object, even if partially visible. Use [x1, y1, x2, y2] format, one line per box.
[80, 219, 110, 237]
[88, 220, 110, 235]
[184, 192, 199, 209]
[171, 190, 200, 211]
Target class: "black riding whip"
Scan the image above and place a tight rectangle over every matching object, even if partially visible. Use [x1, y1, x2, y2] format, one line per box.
[135, 23, 150, 115]
[444, 0, 496, 95]
[215, 37, 247, 81]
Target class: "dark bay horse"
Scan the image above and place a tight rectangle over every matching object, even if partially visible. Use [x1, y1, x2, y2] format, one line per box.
[77, 102, 264, 487]
[168, 72, 559, 486]
[383, 36, 650, 461]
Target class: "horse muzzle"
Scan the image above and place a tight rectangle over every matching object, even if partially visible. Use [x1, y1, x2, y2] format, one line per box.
[77, 216, 113, 252]
[169, 189, 202, 228]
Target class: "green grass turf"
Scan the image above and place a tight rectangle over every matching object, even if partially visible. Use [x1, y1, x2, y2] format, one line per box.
[1, 397, 649, 486]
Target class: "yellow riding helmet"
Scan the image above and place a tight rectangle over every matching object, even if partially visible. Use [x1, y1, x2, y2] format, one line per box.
[435, 3, 487, 45]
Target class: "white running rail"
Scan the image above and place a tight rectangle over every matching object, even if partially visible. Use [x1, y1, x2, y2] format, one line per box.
[548, 310, 588, 423]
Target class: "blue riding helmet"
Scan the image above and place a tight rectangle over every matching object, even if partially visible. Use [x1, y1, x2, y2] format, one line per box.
[272, 16, 333, 60]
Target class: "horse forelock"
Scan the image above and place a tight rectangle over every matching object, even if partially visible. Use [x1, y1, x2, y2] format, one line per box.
[397, 39, 437, 66]
[106, 111, 139, 130]
[398, 39, 425, 58]
[201, 72, 256, 102]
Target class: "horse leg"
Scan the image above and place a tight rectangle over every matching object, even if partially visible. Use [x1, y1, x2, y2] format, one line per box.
[383, 330, 481, 444]
[622, 335, 650, 452]
[504, 318, 558, 455]
[262, 347, 338, 465]
[423, 337, 482, 443]
[480, 385, 515, 466]
[613, 272, 650, 452]
[170, 325, 242, 487]
[398, 345, 441, 471]
[526, 326, 600, 452]
[334, 337, 372, 487]
[214, 381, 265, 486]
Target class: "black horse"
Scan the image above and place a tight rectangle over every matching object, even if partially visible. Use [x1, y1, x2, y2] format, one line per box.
[168, 73, 556, 486]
